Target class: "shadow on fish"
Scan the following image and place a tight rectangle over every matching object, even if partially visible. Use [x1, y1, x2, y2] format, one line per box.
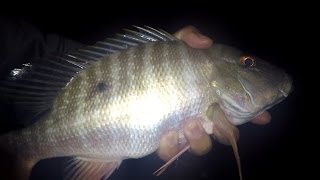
[0, 26, 292, 180]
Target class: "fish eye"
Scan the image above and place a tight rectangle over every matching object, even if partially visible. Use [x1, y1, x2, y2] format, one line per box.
[240, 55, 256, 67]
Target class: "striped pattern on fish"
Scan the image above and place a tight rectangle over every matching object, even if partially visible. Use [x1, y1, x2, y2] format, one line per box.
[0, 26, 292, 180]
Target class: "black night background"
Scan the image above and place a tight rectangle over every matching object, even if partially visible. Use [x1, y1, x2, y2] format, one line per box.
[0, 9, 307, 180]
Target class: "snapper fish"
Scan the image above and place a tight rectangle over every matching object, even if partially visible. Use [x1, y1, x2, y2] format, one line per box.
[0, 26, 292, 180]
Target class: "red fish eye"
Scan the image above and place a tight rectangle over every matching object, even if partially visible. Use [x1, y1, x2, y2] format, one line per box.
[240, 55, 256, 67]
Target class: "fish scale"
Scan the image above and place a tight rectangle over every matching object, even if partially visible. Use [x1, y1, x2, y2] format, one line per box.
[0, 26, 292, 180]
[24, 41, 205, 160]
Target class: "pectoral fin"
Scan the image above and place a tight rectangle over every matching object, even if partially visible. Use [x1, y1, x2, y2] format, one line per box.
[207, 104, 243, 180]
[153, 143, 190, 176]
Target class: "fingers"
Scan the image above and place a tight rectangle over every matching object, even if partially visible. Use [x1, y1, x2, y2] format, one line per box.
[157, 111, 270, 162]
[157, 130, 179, 161]
[183, 120, 212, 156]
[251, 111, 271, 125]
[174, 25, 213, 49]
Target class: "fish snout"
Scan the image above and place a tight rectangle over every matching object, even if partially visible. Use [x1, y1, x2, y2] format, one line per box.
[278, 73, 293, 98]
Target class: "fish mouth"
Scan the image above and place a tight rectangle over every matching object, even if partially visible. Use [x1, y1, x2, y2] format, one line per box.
[220, 76, 291, 125]
[219, 97, 257, 125]
[220, 94, 286, 125]
[279, 74, 293, 98]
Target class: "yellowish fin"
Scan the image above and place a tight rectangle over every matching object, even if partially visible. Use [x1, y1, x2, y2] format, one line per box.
[65, 157, 122, 180]
[208, 104, 243, 180]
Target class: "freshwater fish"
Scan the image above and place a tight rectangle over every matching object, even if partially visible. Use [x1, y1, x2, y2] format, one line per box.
[0, 26, 292, 180]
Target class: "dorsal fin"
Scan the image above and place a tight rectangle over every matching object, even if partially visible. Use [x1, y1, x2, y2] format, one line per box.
[77, 25, 177, 59]
[0, 25, 177, 122]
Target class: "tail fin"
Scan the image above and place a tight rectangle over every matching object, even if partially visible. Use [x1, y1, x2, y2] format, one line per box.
[0, 134, 37, 180]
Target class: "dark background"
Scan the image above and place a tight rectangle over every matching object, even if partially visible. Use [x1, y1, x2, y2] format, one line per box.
[0, 10, 306, 180]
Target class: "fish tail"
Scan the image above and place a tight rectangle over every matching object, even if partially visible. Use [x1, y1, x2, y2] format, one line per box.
[0, 134, 37, 180]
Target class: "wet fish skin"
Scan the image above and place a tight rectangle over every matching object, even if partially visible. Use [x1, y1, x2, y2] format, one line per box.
[4, 41, 215, 161]
[0, 26, 292, 179]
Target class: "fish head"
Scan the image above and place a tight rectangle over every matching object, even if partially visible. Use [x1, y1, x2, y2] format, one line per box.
[207, 44, 292, 125]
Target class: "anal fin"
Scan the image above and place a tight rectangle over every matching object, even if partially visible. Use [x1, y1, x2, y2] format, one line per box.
[65, 157, 121, 180]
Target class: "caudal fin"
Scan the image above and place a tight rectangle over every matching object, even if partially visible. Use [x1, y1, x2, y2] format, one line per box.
[0, 135, 37, 180]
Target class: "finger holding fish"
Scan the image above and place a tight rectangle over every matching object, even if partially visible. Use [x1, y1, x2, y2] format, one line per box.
[157, 130, 179, 162]
[251, 111, 271, 125]
[183, 119, 212, 156]
[174, 25, 213, 49]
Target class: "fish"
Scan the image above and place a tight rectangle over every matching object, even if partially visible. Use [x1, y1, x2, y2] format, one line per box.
[0, 25, 292, 180]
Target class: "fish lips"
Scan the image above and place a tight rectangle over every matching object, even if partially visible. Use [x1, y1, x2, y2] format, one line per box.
[219, 75, 292, 125]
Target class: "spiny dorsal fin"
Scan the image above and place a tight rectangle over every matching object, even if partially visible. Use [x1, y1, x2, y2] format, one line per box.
[0, 25, 177, 121]
[77, 25, 177, 59]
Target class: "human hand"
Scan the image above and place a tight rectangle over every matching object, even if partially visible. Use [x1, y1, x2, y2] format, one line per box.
[157, 26, 271, 161]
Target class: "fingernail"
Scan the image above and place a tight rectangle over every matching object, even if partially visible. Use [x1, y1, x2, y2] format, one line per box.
[194, 31, 205, 38]
[189, 29, 204, 38]
[165, 131, 178, 148]
[185, 121, 202, 139]
[189, 31, 213, 49]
